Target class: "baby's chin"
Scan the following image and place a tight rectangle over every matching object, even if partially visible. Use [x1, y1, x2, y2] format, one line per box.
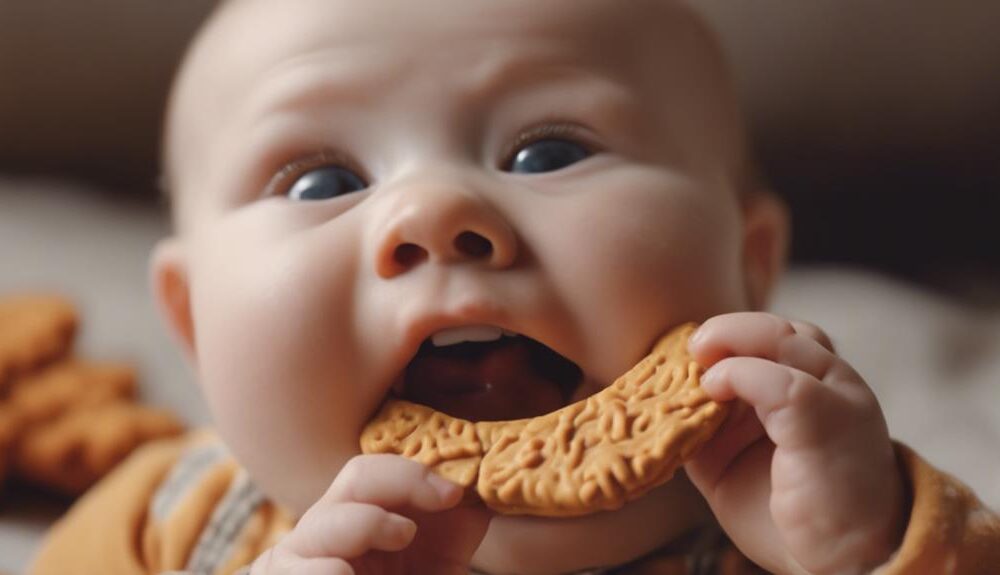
[471, 472, 712, 575]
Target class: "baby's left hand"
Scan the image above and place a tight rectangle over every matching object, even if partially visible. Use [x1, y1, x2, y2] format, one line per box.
[685, 312, 906, 575]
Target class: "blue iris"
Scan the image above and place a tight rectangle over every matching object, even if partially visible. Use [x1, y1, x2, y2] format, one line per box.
[287, 166, 367, 201]
[508, 139, 591, 174]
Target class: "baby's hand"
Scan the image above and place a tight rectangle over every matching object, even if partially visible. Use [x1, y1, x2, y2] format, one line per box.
[685, 312, 906, 575]
[249, 454, 491, 575]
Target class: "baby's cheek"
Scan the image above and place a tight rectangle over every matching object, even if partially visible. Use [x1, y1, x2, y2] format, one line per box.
[537, 179, 744, 387]
[586, 184, 742, 312]
[186, 223, 366, 510]
[654, 189, 747, 312]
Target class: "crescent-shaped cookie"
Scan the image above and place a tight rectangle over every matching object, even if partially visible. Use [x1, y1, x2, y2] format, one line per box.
[360, 323, 727, 517]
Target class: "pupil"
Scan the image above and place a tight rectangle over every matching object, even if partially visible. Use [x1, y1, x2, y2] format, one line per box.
[288, 166, 367, 200]
[510, 139, 590, 174]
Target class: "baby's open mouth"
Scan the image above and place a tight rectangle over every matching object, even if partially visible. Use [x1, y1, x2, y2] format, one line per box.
[394, 327, 584, 422]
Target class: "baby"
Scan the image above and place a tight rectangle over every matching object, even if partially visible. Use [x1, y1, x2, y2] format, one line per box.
[31, 0, 999, 573]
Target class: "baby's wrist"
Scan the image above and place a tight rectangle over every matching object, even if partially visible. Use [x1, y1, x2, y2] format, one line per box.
[834, 473, 909, 575]
[863, 468, 911, 573]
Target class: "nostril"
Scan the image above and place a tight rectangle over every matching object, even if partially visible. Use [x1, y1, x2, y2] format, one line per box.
[454, 231, 493, 259]
[394, 243, 428, 267]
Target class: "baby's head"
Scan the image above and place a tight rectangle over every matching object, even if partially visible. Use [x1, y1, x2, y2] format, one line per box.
[154, 0, 787, 571]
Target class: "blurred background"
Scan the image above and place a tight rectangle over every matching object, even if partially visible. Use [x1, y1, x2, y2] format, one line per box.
[1, 0, 998, 572]
[3, 0, 998, 280]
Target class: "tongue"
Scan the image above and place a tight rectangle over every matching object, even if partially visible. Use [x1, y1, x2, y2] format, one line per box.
[402, 338, 567, 421]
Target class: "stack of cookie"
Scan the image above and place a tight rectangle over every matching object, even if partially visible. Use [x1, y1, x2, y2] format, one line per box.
[0, 294, 184, 498]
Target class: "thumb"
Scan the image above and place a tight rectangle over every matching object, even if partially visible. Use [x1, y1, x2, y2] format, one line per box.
[411, 500, 493, 575]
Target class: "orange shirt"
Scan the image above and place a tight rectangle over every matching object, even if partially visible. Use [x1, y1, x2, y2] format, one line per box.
[29, 430, 1000, 574]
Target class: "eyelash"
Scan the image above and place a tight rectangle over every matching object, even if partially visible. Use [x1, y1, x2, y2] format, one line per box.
[500, 122, 598, 170]
[263, 121, 599, 196]
[262, 149, 365, 198]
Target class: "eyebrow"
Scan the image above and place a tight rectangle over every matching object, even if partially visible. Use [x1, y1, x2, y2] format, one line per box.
[240, 48, 614, 121]
[461, 52, 596, 103]
[240, 53, 399, 120]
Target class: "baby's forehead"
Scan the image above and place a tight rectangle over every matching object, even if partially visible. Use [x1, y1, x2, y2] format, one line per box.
[179, 0, 722, 113]
[166, 0, 739, 212]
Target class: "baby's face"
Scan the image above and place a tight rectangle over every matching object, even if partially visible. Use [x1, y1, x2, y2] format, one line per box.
[159, 0, 768, 570]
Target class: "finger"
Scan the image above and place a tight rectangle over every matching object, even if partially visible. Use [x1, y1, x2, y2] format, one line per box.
[325, 454, 463, 512]
[690, 312, 793, 365]
[251, 547, 355, 575]
[306, 557, 355, 575]
[286, 558, 355, 575]
[776, 332, 837, 381]
[406, 503, 494, 575]
[693, 439, 800, 575]
[690, 312, 836, 379]
[700, 357, 851, 449]
[290, 502, 416, 559]
[788, 319, 835, 352]
[684, 401, 766, 491]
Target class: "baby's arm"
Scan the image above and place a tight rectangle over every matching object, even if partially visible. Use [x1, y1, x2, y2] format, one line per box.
[685, 312, 906, 575]
[882, 443, 1000, 572]
[30, 433, 488, 575]
[249, 455, 490, 575]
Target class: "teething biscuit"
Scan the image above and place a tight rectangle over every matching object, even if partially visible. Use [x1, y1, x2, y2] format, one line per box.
[361, 323, 727, 517]
[362, 401, 487, 487]
[0, 295, 77, 390]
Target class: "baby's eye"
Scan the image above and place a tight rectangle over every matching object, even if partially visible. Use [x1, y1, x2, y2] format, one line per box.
[286, 165, 368, 201]
[507, 139, 592, 174]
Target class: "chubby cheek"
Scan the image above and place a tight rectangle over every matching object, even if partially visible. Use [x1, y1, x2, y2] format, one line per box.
[542, 177, 745, 382]
[186, 214, 368, 511]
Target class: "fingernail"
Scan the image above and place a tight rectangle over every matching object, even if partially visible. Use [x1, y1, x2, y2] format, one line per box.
[428, 473, 460, 501]
[700, 367, 718, 389]
[384, 514, 417, 544]
[689, 327, 705, 346]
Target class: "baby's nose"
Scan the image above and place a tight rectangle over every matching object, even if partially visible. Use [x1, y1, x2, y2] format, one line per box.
[372, 177, 518, 278]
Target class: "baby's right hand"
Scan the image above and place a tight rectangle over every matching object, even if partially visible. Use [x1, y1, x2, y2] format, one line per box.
[249, 454, 492, 575]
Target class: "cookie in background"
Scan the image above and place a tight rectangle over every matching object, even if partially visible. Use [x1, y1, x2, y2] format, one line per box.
[0, 294, 184, 498]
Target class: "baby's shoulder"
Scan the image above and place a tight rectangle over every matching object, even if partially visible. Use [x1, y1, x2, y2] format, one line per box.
[141, 427, 293, 573]
[30, 428, 279, 574]
[146, 427, 240, 517]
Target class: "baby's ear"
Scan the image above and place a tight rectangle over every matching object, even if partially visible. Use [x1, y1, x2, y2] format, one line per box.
[150, 238, 197, 364]
[740, 190, 790, 310]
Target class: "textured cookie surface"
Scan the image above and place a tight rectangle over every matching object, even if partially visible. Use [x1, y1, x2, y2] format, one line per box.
[361, 401, 486, 488]
[361, 323, 728, 517]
